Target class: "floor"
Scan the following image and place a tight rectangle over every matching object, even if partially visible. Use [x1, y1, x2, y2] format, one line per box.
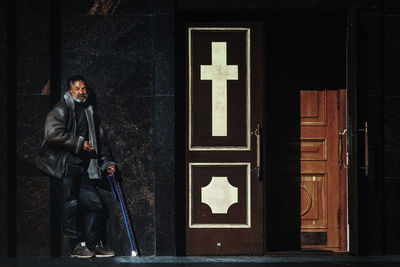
[1, 256, 400, 267]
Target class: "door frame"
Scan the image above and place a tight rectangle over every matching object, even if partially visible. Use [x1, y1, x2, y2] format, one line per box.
[346, 7, 359, 256]
[176, 7, 359, 256]
[263, 9, 355, 253]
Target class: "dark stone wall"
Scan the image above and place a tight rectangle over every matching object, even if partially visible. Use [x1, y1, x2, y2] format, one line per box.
[383, 0, 400, 255]
[15, 0, 51, 256]
[0, 0, 7, 257]
[356, 0, 385, 255]
[176, 0, 354, 9]
[355, 0, 400, 255]
[153, 8, 176, 256]
[59, 0, 176, 256]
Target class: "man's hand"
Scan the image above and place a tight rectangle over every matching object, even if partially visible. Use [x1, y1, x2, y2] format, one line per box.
[83, 141, 95, 152]
[106, 165, 116, 175]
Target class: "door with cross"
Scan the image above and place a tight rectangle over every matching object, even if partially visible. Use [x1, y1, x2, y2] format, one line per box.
[186, 25, 264, 255]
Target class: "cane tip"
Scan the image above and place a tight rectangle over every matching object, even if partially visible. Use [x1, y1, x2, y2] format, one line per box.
[131, 251, 138, 257]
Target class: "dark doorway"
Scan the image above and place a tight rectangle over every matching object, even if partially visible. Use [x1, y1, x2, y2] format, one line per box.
[265, 12, 347, 252]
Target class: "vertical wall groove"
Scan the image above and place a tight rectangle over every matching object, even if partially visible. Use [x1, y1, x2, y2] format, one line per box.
[6, 0, 16, 258]
[49, 0, 61, 257]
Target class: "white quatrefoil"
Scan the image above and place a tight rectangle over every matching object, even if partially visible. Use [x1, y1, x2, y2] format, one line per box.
[201, 177, 238, 214]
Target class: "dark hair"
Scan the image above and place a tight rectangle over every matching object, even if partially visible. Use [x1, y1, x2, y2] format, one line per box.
[66, 75, 87, 91]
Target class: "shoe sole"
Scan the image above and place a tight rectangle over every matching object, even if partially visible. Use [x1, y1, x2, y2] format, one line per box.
[70, 254, 94, 258]
[95, 254, 115, 258]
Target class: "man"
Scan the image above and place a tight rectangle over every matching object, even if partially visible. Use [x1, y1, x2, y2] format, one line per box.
[36, 75, 116, 258]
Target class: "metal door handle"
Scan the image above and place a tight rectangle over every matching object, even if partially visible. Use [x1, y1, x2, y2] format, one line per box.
[251, 123, 261, 178]
[339, 129, 347, 169]
[358, 121, 368, 176]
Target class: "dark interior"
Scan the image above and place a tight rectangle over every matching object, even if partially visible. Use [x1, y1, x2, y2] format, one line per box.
[265, 11, 346, 251]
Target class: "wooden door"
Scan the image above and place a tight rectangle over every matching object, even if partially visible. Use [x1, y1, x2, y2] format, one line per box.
[186, 25, 264, 255]
[300, 89, 347, 250]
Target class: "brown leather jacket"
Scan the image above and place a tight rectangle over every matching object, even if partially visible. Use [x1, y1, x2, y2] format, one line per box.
[36, 91, 116, 179]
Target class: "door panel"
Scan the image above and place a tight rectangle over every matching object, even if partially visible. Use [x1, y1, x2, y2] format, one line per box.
[267, 89, 346, 251]
[300, 90, 341, 250]
[186, 25, 263, 255]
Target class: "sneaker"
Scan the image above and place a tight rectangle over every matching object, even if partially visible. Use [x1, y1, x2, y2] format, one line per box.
[94, 241, 115, 257]
[71, 243, 95, 258]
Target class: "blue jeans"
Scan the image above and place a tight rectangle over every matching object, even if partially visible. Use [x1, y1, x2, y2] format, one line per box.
[54, 164, 107, 250]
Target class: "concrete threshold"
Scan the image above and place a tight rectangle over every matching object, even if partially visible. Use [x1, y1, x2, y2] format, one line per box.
[113, 255, 400, 263]
[1, 255, 400, 267]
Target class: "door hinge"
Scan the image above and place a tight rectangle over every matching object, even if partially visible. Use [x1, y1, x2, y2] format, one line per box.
[337, 90, 340, 110]
[337, 209, 341, 229]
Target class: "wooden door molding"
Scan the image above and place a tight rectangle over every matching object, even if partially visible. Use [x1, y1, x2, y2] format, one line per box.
[185, 24, 264, 255]
[299, 90, 343, 250]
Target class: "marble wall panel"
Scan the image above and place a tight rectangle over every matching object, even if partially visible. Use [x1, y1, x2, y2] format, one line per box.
[154, 96, 175, 255]
[61, 15, 154, 97]
[357, 16, 385, 252]
[358, 13, 383, 96]
[16, 0, 49, 14]
[384, 0, 400, 15]
[362, 95, 385, 254]
[60, 5, 158, 254]
[384, 16, 400, 97]
[384, 178, 400, 254]
[153, 13, 176, 255]
[176, 0, 353, 9]
[16, 95, 51, 178]
[0, 98, 6, 181]
[62, 55, 154, 97]
[155, 0, 175, 14]
[366, 95, 384, 183]
[61, 0, 154, 16]
[16, 177, 51, 256]
[0, 96, 6, 256]
[99, 173, 155, 256]
[0, 4, 5, 97]
[154, 97, 175, 178]
[0, 175, 6, 257]
[111, 0, 154, 15]
[96, 96, 155, 255]
[384, 97, 400, 177]
[96, 96, 154, 181]
[0, 0, 5, 249]
[16, 13, 49, 95]
[154, 15, 174, 97]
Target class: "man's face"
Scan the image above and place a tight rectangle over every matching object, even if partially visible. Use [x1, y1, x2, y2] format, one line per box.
[69, 80, 88, 103]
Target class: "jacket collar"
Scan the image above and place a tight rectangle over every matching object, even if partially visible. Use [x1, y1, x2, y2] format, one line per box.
[63, 91, 75, 111]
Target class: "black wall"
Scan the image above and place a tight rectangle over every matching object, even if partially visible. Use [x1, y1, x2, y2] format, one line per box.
[0, 0, 7, 258]
[1, 0, 400, 257]
[381, 0, 400, 255]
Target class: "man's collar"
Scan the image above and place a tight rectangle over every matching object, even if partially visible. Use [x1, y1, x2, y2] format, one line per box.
[63, 91, 75, 110]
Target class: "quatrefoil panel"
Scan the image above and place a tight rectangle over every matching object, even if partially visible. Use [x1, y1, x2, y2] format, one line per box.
[201, 177, 238, 214]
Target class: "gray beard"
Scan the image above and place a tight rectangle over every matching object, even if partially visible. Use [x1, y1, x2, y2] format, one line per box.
[73, 94, 88, 103]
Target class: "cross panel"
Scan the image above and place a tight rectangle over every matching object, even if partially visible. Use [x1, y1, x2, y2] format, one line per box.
[189, 28, 250, 150]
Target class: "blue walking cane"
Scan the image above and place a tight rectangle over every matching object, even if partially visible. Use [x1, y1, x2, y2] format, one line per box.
[107, 172, 138, 257]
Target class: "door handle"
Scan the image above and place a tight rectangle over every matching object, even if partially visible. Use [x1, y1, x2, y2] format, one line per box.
[339, 129, 347, 169]
[251, 123, 261, 178]
[358, 121, 368, 176]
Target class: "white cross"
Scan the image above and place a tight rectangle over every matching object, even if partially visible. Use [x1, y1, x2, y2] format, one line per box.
[200, 42, 238, 136]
